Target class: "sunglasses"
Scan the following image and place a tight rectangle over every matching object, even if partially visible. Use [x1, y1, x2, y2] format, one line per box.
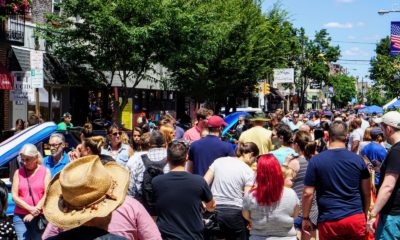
[111, 131, 123, 136]
[49, 142, 63, 148]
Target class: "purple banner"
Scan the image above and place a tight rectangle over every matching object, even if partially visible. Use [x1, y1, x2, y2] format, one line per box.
[390, 21, 400, 56]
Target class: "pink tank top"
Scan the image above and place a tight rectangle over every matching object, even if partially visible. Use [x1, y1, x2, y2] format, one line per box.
[14, 165, 47, 215]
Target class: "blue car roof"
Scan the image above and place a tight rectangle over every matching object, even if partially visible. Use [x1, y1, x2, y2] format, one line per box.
[0, 122, 57, 166]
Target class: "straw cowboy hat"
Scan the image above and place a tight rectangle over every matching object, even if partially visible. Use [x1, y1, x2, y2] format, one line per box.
[43, 155, 130, 229]
[250, 111, 269, 122]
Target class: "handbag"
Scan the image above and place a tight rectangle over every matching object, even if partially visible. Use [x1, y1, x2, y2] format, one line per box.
[202, 210, 219, 233]
[24, 167, 48, 232]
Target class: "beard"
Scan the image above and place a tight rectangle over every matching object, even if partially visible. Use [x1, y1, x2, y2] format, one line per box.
[51, 148, 63, 157]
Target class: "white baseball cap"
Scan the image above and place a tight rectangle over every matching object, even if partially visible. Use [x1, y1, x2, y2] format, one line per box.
[376, 111, 400, 129]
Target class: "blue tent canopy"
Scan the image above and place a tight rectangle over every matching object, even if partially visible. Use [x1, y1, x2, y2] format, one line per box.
[358, 105, 384, 114]
[387, 99, 400, 110]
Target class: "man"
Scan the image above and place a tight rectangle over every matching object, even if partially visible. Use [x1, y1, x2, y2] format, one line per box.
[129, 131, 168, 199]
[302, 120, 371, 240]
[183, 108, 212, 143]
[369, 111, 400, 238]
[187, 115, 235, 176]
[239, 112, 273, 154]
[43, 155, 161, 240]
[153, 140, 215, 239]
[359, 112, 370, 132]
[361, 127, 387, 187]
[57, 112, 73, 130]
[43, 133, 69, 177]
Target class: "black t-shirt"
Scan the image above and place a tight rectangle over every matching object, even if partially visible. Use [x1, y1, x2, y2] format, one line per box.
[378, 141, 400, 215]
[152, 171, 213, 240]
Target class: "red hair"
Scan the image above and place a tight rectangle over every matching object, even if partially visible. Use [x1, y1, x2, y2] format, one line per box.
[252, 154, 284, 206]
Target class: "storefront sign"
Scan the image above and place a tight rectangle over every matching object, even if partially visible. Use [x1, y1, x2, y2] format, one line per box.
[30, 50, 44, 88]
[10, 71, 34, 102]
[273, 68, 294, 84]
[0, 63, 14, 90]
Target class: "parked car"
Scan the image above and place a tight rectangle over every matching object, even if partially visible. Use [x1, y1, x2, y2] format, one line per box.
[0, 122, 131, 215]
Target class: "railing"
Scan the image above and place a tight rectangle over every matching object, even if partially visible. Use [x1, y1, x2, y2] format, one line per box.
[0, 12, 26, 45]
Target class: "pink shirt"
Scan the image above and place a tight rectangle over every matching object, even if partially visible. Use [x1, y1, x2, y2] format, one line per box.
[183, 126, 201, 143]
[14, 165, 47, 215]
[43, 196, 162, 240]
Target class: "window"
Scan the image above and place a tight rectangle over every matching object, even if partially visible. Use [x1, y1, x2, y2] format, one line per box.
[52, 0, 61, 16]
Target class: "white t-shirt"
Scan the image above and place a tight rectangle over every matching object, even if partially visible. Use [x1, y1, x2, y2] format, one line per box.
[348, 128, 364, 151]
[209, 156, 255, 208]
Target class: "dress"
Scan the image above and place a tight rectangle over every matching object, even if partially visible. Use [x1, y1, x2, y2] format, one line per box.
[0, 217, 16, 239]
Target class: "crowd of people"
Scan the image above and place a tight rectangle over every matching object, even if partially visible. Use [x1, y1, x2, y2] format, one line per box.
[1, 106, 400, 240]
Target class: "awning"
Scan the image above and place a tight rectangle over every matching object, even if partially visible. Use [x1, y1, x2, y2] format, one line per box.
[270, 87, 287, 101]
[11, 46, 31, 71]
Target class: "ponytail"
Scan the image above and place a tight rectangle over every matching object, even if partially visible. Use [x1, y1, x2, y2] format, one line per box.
[304, 141, 317, 160]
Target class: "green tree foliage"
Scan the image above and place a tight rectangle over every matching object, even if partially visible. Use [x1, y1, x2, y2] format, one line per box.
[370, 36, 400, 100]
[327, 74, 356, 108]
[39, 0, 166, 122]
[296, 29, 340, 111]
[157, 1, 299, 112]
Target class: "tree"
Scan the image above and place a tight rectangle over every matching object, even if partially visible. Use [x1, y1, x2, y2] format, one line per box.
[40, 0, 167, 123]
[157, 1, 299, 112]
[327, 74, 356, 108]
[296, 29, 340, 112]
[370, 36, 400, 100]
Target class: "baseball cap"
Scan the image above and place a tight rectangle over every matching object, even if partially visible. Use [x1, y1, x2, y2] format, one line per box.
[63, 112, 72, 118]
[207, 116, 228, 128]
[370, 127, 384, 138]
[376, 111, 400, 129]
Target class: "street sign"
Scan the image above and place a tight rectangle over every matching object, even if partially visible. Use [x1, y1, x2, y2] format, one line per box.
[273, 68, 294, 83]
[10, 71, 34, 102]
[30, 50, 44, 88]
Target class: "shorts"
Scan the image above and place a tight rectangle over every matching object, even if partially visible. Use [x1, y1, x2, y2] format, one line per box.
[318, 213, 367, 240]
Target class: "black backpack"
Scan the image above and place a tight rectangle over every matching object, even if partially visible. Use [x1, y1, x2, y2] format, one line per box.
[140, 154, 167, 215]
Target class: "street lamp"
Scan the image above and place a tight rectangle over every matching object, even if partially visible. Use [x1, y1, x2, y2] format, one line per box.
[378, 9, 400, 15]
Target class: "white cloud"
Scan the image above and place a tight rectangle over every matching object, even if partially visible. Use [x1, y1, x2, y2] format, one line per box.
[336, 0, 354, 3]
[342, 47, 370, 57]
[347, 35, 356, 40]
[324, 22, 353, 29]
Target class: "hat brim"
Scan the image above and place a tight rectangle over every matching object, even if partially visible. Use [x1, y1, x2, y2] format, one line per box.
[250, 117, 269, 122]
[43, 161, 130, 230]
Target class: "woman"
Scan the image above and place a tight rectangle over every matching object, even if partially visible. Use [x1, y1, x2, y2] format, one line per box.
[12, 144, 51, 240]
[348, 118, 363, 153]
[13, 119, 25, 134]
[132, 127, 143, 151]
[102, 124, 133, 166]
[291, 130, 318, 240]
[0, 179, 16, 239]
[242, 154, 299, 240]
[358, 127, 372, 154]
[159, 124, 175, 144]
[203, 142, 259, 239]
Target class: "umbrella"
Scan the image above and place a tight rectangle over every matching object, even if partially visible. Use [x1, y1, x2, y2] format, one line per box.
[354, 104, 366, 109]
[387, 99, 400, 110]
[358, 105, 384, 114]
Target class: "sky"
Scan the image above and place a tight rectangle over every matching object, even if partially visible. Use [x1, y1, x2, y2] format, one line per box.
[261, 0, 400, 84]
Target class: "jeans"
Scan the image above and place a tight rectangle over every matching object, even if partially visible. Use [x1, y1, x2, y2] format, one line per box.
[215, 206, 248, 240]
[13, 214, 41, 240]
[376, 214, 400, 240]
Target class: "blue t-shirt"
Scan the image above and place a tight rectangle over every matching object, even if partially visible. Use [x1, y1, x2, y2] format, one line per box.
[43, 152, 70, 177]
[189, 135, 235, 176]
[304, 148, 370, 223]
[270, 147, 296, 165]
[361, 142, 387, 186]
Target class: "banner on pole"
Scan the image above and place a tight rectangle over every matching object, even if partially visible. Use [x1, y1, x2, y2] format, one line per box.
[390, 21, 400, 56]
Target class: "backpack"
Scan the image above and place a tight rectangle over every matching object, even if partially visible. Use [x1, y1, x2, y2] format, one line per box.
[140, 154, 167, 215]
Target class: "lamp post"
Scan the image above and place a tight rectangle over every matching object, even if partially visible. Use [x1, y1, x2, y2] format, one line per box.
[378, 9, 400, 15]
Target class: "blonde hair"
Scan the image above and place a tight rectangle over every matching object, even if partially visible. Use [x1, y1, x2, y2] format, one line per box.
[120, 132, 129, 145]
[159, 125, 175, 143]
[281, 165, 296, 180]
[83, 136, 105, 155]
[19, 143, 43, 164]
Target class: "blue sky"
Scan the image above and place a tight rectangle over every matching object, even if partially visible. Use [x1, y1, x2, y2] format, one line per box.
[261, 0, 399, 83]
